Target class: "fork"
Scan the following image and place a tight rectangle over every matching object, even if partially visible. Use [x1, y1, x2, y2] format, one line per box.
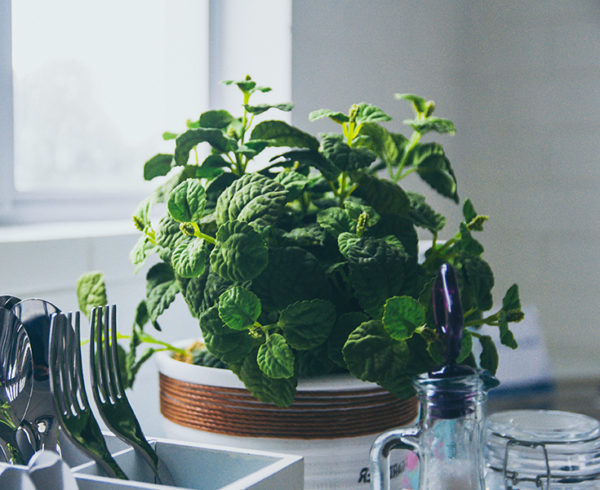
[90, 305, 175, 486]
[48, 312, 127, 479]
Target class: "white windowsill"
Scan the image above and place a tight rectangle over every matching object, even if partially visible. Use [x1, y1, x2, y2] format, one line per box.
[0, 219, 136, 243]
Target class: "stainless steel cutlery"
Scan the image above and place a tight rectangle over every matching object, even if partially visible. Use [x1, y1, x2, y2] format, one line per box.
[12, 298, 61, 454]
[48, 311, 127, 480]
[89, 305, 175, 485]
[0, 296, 174, 485]
[0, 307, 33, 464]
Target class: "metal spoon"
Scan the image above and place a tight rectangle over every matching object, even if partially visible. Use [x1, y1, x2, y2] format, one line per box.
[0, 307, 34, 464]
[11, 299, 60, 453]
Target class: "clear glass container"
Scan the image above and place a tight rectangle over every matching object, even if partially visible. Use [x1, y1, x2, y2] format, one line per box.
[484, 409, 600, 489]
[371, 371, 494, 490]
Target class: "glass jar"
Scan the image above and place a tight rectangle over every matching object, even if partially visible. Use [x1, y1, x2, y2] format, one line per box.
[370, 370, 495, 490]
[484, 409, 600, 489]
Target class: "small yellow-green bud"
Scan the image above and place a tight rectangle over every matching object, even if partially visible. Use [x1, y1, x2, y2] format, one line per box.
[132, 216, 145, 232]
[425, 100, 436, 117]
[356, 212, 369, 237]
[180, 222, 197, 237]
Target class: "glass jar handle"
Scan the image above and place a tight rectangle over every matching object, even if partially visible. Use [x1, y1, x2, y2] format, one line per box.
[370, 426, 421, 490]
[503, 438, 550, 490]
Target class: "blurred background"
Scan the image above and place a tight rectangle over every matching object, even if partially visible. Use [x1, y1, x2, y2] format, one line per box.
[1, 0, 599, 428]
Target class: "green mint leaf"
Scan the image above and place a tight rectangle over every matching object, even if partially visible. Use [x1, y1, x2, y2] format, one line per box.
[411, 143, 458, 203]
[463, 199, 488, 231]
[145, 263, 179, 322]
[205, 173, 238, 211]
[192, 348, 228, 369]
[134, 300, 149, 329]
[273, 149, 341, 181]
[308, 108, 349, 124]
[235, 140, 269, 158]
[462, 198, 477, 223]
[250, 120, 320, 151]
[499, 311, 518, 349]
[320, 133, 376, 171]
[282, 224, 327, 247]
[354, 174, 410, 217]
[155, 215, 186, 253]
[167, 179, 207, 223]
[458, 222, 484, 256]
[337, 232, 361, 258]
[327, 312, 369, 368]
[344, 200, 380, 228]
[129, 235, 157, 271]
[143, 154, 173, 181]
[229, 351, 297, 407]
[273, 170, 310, 200]
[479, 335, 499, 374]
[200, 306, 259, 363]
[198, 110, 234, 129]
[461, 256, 494, 311]
[394, 93, 427, 113]
[406, 191, 446, 233]
[502, 284, 522, 312]
[171, 237, 208, 278]
[210, 220, 268, 282]
[76, 271, 107, 320]
[296, 347, 338, 378]
[162, 131, 178, 140]
[404, 116, 455, 135]
[279, 299, 336, 351]
[383, 296, 426, 341]
[458, 330, 473, 362]
[218, 286, 261, 331]
[354, 103, 392, 125]
[347, 236, 418, 318]
[317, 207, 354, 237]
[255, 85, 272, 93]
[370, 214, 419, 259]
[354, 123, 402, 168]
[243, 103, 294, 115]
[257, 334, 295, 379]
[252, 247, 331, 312]
[342, 320, 413, 398]
[222, 78, 259, 93]
[215, 173, 288, 228]
[174, 128, 236, 165]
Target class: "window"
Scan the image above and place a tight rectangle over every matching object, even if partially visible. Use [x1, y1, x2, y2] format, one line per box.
[1, 0, 209, 223]
[0, 0, 292, 225]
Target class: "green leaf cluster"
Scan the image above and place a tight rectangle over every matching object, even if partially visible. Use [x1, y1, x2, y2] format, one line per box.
[84, 75, 525, 406]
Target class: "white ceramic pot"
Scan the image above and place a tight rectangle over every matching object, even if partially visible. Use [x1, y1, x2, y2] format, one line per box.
[155, 341, 418, 489]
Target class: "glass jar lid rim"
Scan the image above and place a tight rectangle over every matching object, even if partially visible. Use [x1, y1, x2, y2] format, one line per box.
[486, 409, 600, 444]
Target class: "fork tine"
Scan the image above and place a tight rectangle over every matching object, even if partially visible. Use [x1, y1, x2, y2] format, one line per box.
[107, 305, 124, 397]
[64, 312, 79, 415]
[90, 306, 108, 404]
[71, 311, 90, 414]
[102, 305, 118, 401]
[49, 313, 68, 417]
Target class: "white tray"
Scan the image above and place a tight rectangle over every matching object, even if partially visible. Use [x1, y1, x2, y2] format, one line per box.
[0, 434, 303, 490]
[71, 436, 303, 490]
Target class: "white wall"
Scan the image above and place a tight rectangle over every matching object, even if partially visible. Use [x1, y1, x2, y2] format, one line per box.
[291, 0, 600, 378]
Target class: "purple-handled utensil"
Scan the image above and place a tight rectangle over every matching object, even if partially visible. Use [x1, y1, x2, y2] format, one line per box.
[432, 263, 474, 375]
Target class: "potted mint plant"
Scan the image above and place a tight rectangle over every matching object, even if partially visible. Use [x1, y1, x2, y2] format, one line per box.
[78, 75, 523, 488]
